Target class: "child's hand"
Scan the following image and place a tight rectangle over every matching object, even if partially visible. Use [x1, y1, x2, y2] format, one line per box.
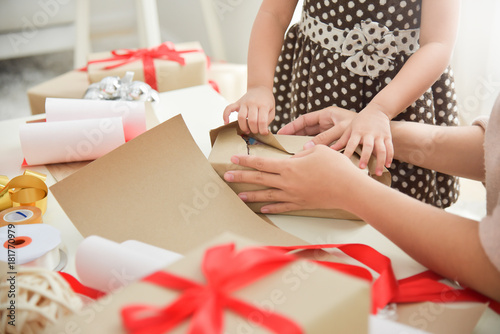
[278, 106, 356, 149]
[331, 105, 393, 176]
[223, 86, 275, 135]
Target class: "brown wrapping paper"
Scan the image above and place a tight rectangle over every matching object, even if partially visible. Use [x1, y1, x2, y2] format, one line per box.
[86, 41, 207, 93]
[43, 232, 371, 333]
[27, 70, 89, 115]
[50, 115, 307, 255]
[208, 122, 392, 220]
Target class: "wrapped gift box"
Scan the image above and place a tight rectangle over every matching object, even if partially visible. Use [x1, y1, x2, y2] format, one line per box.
[86, 41, 207, 93]
[27, 70, 89, 115]
[44, 232, 371, 333]
[208, 122, 392, 220]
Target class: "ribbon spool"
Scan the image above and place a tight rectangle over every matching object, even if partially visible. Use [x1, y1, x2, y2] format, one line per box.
[0, 206, 43, 228]
[0, 224, 67, 271]
[0, 172, 48, 214]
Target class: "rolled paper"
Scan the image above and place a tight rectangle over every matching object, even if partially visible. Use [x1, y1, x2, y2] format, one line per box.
[20, 117, 125, 166]
[0, 206, 43, 228]
[0, 174, 48, 214]
[45, 98, 146, 141]
[75, 236, 183, 293]
[0, 224, 62, 269]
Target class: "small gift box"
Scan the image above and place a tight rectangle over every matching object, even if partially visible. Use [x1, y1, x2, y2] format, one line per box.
[43, 232, 371, 333]
[27, 70, 90, 115]
[86, 41, 207, 93]
[208, 122, 392, 220]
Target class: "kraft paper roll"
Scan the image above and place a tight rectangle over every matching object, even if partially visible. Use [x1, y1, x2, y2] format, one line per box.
[0, 224, 63, 270]
[0, 206, 43, 228]
[45, 98, 146, 141]
[76, 236, 183, 292]
[19, 117, 126, 166]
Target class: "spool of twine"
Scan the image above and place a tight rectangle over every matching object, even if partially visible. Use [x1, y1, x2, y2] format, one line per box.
[0, 267, 83, 334]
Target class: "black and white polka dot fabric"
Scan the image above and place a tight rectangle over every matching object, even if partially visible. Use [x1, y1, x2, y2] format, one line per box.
[271, 0, 460, 208]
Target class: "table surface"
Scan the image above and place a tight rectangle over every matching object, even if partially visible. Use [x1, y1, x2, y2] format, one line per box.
[1, 85, 498, 333]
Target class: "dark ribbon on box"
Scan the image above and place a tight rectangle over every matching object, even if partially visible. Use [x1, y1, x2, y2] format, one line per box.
[120, 243, 376, 334]
[85, 42, 201, 91]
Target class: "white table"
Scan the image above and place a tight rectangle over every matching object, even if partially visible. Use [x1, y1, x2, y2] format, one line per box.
[1, 85, 498, 333]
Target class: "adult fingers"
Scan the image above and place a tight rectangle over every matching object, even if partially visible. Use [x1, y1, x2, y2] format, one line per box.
[238, 188, 289, 204]
[224, 169, 281, 189]
[259, 202, 302, 214]
[229, 155, 284, 174]
[277, 112, 322, 135]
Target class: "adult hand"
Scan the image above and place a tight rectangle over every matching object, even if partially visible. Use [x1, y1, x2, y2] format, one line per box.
[278, 106, 356, 149]
[332, 104, 393, 176]
[223, 145, 370, 214]
[223, 86, 275, 135]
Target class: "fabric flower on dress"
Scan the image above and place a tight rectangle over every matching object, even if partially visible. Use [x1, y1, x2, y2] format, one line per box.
[341, 20, 399, 79]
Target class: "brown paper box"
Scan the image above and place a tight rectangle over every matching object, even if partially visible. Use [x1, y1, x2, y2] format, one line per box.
[208, 122, 392, 220]
[44, 232, 371, 333]
[50, 115, 307, 255]
[27, 70, 89, 115]
[87, 41, 207, 93]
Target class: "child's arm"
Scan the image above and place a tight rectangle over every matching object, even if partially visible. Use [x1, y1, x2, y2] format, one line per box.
[279, 107, 485, 181]
[222, 0, 298, 135]
[333, 0, 461, 175]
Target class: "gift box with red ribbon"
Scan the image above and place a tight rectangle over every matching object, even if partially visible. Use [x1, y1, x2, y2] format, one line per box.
[43, 233, 371, 334]
[86, 41, 207, 93]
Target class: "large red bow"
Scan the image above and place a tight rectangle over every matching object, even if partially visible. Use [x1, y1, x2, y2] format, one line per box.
[86, 42, 200, 90]
[120, 243, 377, 334]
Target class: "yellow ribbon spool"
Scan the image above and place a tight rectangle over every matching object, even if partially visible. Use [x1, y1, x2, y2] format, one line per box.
[0, 170, 48, 214]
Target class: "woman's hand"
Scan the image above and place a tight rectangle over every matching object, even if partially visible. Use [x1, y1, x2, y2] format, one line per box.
[223, 86, 275, 135]
[223, 145, 371, 214]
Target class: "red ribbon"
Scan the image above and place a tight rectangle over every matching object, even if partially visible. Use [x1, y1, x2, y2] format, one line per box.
[120, 242, 500, 333]
[85, 42, 201, 91]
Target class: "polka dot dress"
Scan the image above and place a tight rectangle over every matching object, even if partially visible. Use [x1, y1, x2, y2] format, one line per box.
[271, 0, 460, 208]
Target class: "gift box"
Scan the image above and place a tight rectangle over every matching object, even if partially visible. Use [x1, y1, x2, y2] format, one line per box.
[208, 122, 392, 220]
[43, 232, 371, 333]
[27, 70, 89, 115]
[86, 41, 207, 93]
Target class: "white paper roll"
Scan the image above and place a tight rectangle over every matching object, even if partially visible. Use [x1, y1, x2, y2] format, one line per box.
[19, 117, 125, 166]
[0, 224, 61, 266]
[45, 98, 147, 141]
[75, 236, 183, 293]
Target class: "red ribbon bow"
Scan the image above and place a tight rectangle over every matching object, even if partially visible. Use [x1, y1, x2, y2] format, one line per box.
[86, 42, 200, 91]
[120, 242, 500, 334]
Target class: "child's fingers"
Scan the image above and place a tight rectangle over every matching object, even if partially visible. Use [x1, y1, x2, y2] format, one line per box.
[223, 103, 238, 124]
[373, 137, 387, 176]
[258, 107, 272, 135]
[358, 136, 374, 169]
[330, 128, 351, 151]
[384, 138, 394, 168]
[247, 105, 259, 134]
[238, 105, 250, 134]
[308, 126, 344, 148]
[343, 135, 361, 160]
